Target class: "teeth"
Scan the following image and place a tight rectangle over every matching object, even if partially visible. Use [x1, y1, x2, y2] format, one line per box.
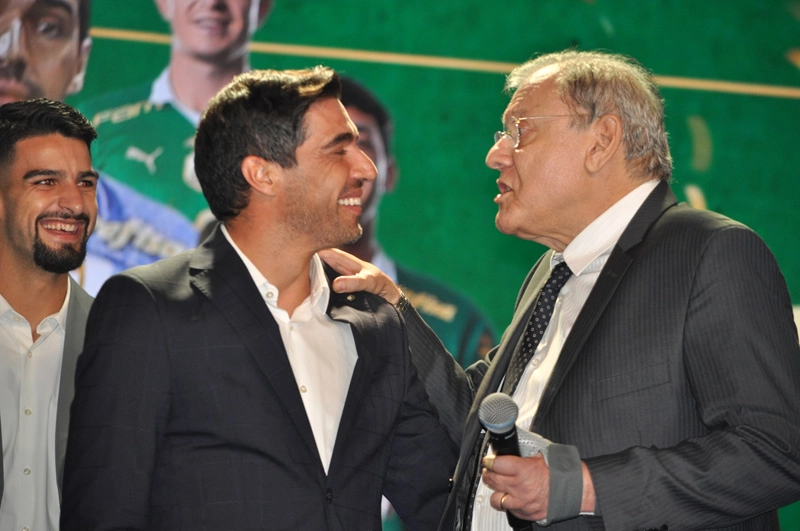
[41, 222, 79, 233]
[338, 197, 361, 206]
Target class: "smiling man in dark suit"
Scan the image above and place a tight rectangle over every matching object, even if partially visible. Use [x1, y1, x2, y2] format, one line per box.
[60, 66, 456, 530]
[322, 49, 800, 531]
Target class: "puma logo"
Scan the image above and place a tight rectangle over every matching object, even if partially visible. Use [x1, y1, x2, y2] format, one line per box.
[125, 146, 164, 175]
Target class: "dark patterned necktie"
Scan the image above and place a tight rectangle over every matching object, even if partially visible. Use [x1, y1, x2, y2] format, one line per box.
[501, 261, 573, 394]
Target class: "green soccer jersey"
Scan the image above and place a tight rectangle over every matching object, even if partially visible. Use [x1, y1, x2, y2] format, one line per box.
[77, 80, 209, 228]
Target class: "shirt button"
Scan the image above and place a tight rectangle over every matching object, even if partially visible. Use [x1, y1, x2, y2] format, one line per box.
[27, 351, 33, 358]
[299, 385, 307, 393]
[531, 358, 541, 368]
[25, 409, 32, 416]
[23, 468, 31, 475]
[476, 495, 484, 504]
[23, 527, 30, 531]
[266, 291, 275, 299]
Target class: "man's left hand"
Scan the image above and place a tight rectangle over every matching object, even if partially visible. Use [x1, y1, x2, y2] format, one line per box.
[482, 454, 550, 521]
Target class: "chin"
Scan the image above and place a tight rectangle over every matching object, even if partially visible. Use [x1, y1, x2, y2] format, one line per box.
[495, 214, 515, 236]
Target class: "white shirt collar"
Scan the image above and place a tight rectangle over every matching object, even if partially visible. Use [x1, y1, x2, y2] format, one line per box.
[0, 279, 71, 332]
[149, 67, 202, 127]
[220, 224, 331, 315]
[560, 179, 660, 275]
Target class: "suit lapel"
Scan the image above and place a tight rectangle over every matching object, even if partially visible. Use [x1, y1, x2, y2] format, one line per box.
[189, 227, 319, 459]
[449, 253, 554, 498]
[324, 264, 384, 472]
[56, 277, 93, 497]
[534, 181, 678, 426]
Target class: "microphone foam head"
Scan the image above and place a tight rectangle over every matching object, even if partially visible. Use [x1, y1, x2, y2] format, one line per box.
[478, 392, 518, 434]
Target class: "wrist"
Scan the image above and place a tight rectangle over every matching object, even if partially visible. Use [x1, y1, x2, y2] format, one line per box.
[394, 290, 409, 311]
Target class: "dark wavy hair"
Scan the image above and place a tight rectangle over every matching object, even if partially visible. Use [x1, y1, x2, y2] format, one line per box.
[194, 66, 341, 221]
[0, 98, 96, 169]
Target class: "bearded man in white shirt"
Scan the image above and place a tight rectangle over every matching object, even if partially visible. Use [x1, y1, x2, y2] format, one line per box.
[0, 98, 98, 531]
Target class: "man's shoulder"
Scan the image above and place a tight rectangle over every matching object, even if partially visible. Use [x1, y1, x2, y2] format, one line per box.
[110, 249, 196, 292]
[650, 203, 755, 244]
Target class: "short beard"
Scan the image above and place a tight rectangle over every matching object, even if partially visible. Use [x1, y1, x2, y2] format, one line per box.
[342, 223, 364, 246]
[33, 216, 89, 274]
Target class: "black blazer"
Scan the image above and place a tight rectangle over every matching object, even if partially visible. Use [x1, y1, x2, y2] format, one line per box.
[408, 181, 800, 531]
[61, 227, 456, 530]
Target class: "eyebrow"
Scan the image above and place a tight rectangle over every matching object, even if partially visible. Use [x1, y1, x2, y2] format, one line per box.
[23, 168, 100, 181]
[321, 131, 356, 150]
[34, 0, 77, 17]
[37, 0, 77, 13]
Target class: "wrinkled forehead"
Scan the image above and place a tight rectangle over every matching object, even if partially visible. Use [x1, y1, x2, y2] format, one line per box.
[503, 68, 564, 121]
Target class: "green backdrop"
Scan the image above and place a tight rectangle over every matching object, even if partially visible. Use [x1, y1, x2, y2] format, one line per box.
[70, 1, 800, 526]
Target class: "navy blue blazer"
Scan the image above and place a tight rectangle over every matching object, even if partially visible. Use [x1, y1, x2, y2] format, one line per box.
[61, 226, 456, 530]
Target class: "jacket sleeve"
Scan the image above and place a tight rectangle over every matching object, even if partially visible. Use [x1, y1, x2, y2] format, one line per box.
[400, 302, 487, 446]
[585, 225, 800, 530]
[61, 273, 171, 530]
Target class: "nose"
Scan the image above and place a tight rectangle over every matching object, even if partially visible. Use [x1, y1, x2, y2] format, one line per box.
[58, 181, 87, 214]
[353, 149, 377, 183]
[0, 17, 25, 66]
[485, 138, 513, 171]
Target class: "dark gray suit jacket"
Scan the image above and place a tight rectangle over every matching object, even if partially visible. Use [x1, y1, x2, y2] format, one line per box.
[408, 181, 800, 531]
[0, 276, 91, 505]
[61, 227, 456, 530]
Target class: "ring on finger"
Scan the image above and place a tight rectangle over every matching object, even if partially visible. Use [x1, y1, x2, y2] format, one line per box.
[500, 492, 508, 512]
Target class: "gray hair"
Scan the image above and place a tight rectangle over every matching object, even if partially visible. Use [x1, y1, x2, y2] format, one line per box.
[506, 50, 672, 181]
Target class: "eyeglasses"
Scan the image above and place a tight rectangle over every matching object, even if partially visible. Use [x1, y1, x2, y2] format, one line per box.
[493, 115, 574, 148]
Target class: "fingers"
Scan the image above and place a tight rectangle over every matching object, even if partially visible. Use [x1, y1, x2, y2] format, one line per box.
[318, 248, 363, 275]
[491, 491, 509, 513]
[318, 248, 403, 304]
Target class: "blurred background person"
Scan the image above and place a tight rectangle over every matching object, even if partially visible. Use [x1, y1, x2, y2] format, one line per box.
[78, 0, 273, 234]
[339, 76, 496, 368]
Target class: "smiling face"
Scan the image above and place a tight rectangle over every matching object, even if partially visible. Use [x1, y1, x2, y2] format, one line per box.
[344, 105, 394, 225]
[0, 0, 90, 104]
[486, 67, 595, 251]
[157, 0, 264, 63]
[0, 133, 98, 274]
[278, 98, 377, 250]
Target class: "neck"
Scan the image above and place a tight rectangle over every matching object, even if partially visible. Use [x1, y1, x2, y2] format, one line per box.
[169, 52, 248, 113]
[225, 219, 316, 317]
[0, 264, 69, 341]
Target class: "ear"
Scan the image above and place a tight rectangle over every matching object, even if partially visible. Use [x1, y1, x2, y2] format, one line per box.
[241, 155, 278, 198]
[384, 157, 399, 193]
[585, 114, 623, 174]
[66, 37, 92, 96]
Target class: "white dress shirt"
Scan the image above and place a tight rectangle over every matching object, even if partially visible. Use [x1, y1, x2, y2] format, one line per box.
[0, 282, 71, 531]
[221, 225, 358, 473]
[472, 180, 659, 530]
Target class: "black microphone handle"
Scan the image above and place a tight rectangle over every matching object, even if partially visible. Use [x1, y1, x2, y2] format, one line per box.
[488, 430, 532, 530]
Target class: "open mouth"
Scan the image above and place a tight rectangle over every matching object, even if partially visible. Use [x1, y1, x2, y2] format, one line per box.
[337, 197, 362, 207]
[40, 220, 81, 234]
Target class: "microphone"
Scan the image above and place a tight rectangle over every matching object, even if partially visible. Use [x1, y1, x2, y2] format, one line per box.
[478, 392, 531, 530]
[479, 391, 520, 456]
